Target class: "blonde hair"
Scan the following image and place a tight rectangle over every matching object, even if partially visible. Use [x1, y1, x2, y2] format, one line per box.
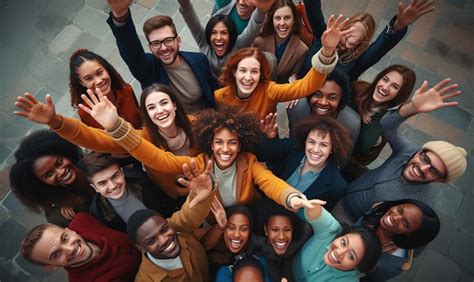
[339, 12, 376, 64]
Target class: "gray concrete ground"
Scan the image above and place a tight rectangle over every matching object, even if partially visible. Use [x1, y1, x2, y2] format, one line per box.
[0, 0, 472, 281]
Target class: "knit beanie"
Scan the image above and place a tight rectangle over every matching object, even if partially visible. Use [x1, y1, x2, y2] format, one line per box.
[422, 141, 467, 183]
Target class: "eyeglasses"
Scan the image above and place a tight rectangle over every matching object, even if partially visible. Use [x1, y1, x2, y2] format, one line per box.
[148, 36, 177, 50]
[419, 151, 446, 179]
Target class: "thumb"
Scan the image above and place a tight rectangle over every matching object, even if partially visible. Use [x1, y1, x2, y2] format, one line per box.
[45, 94, 54, 106]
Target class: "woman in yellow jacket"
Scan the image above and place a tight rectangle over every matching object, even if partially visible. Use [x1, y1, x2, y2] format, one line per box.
[15, 92, 315, 211]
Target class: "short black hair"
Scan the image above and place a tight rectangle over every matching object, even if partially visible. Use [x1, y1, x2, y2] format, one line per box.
[127, 209, 164, 243]
[232, 254, 264, 281]
[78, 152, 120, 179]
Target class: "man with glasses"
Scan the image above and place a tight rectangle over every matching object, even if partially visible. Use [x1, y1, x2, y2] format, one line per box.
[336, 78, 467, 223]
[106, 0, 218, 113]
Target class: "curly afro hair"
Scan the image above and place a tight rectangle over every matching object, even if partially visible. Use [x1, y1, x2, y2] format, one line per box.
[193, 106, 262, 156]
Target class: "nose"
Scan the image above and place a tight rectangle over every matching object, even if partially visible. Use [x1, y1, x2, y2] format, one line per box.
[222, 142, 230, 152]
[420, 163, 431, 172]
[381, 83, 390, 91]
[278, 231, 285, 240]
[319, 97, 329, 106]
[55, 166, 66, 178]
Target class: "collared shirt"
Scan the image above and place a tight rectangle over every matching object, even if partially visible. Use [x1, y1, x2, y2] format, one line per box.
[286, 156, 324, 193]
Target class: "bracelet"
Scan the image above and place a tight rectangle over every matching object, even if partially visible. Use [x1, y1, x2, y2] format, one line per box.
[112, 10, 130, 23]
[286, 193, 304, 209]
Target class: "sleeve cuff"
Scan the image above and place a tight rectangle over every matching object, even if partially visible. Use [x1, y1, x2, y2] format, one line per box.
[107, 118, 141, 151]
[311, 49, 338, 74]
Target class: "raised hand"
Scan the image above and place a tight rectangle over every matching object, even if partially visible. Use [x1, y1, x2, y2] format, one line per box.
[210, 196, 227, 230]
[177, 159, 214, 208]
[394, 0, 435, 31]
[107, 0, 132, 18]
[260, 112, 278, 139]
[321, 14, 349, 57]
[411, 78, 460, 113]
[60, 206, 76, 221]
[14, 93, 61, 127]
[79, 88, 120, 130]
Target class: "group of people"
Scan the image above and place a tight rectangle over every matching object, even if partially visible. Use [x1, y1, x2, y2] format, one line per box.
[9, 0, 468, 281]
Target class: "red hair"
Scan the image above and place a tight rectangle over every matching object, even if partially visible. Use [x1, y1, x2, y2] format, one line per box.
[219, 47, 272, 96]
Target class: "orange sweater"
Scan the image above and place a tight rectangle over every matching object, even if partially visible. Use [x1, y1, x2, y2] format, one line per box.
[214, 67, 326, 118]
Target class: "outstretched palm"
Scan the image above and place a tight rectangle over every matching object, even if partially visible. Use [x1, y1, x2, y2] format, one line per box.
[411, 78, 460, 113]
[321, 14, 349, 52]
[79, 88, 120, 130]
[177, 159, 214, 208]
[14, 93, 57, 125]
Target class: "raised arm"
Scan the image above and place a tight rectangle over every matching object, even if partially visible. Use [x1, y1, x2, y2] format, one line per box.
[304, 0, 327, 38]
[234, 0, 273, 49]
[178, 0, 207, 50]
[200, 196, 227, 250]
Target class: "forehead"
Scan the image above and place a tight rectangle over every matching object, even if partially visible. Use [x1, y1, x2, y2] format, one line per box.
[148, 25, 176, 41]
[212, 21, 228, 31]
[381, 71, 404, 85]
[77, 60, 103, 75]
[307, 129, 331, 142]
[318, 81, 343, 97]
[145, 91, 172, 105]
[267, 215, 292, 227]
[234, 266, 263, 282]
[136, 215, 168, 241]
[213, 128, 238, 140]
[346, 233, 365, 258]
[33, 155, 60, 174]
[274, 6, 293, 17]
[349, 21, 366, 36]
[237, 56, 260, 69]
[31, 226, 66, 261]
[89, 164, 121, 181]
[229, 213, 250, 225]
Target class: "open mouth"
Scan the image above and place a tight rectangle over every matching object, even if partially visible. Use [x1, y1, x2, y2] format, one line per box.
[328, 248, 341, 264]
[384, 214, 394, 227]
[273, 241, 288, 249]
[58, 168, 74, 184]
[412, 164, 423, 178]
[213, 41, 225, 52]
[376, 88, 389, 98]
[157, 114, 169, 121]
[69, 242, 83, 262]
[161, 238, 176, 254]
[218, 153, 231, 161]
[230, 239, 242, 249]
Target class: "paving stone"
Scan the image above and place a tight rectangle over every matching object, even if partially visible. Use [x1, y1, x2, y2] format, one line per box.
[406, 128, 434, 147]
[0, 218, 28, 260]
[413, 249, 463, 281]
[458, 272, 474, 282]
[173, 12, 187, 34]
[428, 107, 471, 132]
[48, 24, 82, 57]
[454, 155, 474, 196]
[455, 195, 474, 235]
[2, 191, 27, 219]
[86, 12, 110, 40]
[73, 6, 103, 31]
[449, 230, 474, 273]
[62, 32, 102, 60]
[29, 53, 62, 83]
[46, 61, 70, 97]
[154, 0, 179, 17]
[434, 183, 462, 218]
[86, 0, 109, 11]
[131, 2, 150, 25]
[107, 51, 135, 83]
[138, 0, 158, 9]
[431, 212, 459, 254]
[14, 253, 52, 279]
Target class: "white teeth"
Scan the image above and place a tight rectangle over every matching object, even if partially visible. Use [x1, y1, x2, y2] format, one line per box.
[330, 250, 340, 263]
[219, 154, 231, 161]
[316, 107, 329, 112]
[413, 165, 422, 177]
[378, 88, 388, 97]
[386, 215, 393, 227]
[157, 114, 169, 121]
[163, 240, 175, 252]
[275, 242, 287, 248]
[231, 239, 241, 248]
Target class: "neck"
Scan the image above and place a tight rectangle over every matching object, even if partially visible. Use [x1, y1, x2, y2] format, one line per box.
[301, 158, 325, 175]
[376, 226, 394, 244]
[275, 34, 287, 44]
[159, 124, 179, 138]
[167, 54, 183, 68]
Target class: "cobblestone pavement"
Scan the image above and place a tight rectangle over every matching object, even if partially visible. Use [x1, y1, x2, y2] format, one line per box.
[0, 0, 472, 281]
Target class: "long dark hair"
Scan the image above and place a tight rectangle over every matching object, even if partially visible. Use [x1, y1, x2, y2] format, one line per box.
[9, 130, 89, 213]
[361, 199, 440, 249]
[259, 0, 301, 37]
[139, 83, 194, 151]
[69, 49, 126, 108]
[205, 14, 238, 56]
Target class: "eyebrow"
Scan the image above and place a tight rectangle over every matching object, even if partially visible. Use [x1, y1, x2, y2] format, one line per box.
[347, 235, 359, 261]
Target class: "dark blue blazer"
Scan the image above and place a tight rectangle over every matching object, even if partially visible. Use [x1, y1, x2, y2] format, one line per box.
[257, 138, 347, 211]
[107, 12, 218, 108]
[298, 0, 407, 81]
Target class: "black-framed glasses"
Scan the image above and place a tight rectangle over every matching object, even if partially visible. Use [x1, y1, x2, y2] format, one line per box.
[419, 151, 446, 179]
[148, 36, 177, 50]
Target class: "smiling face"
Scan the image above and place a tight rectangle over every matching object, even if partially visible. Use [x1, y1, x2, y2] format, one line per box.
[210, 21, 230, 57]
[145, 91, 177, 131]
[33, 155, 78, 186]
[148, 26, 181, 66]
[372, 71, 404, 106]
[324, 233, 365, 271]
[265, 215, 293, 256]
[309, 80, 342, 118]
[380, 203, 423, 235]
[338, 21, 367, 52]
[304, 129, 332, 171]
[224, 213, 250, 254]
[233, 56, 261, 99]
[136, 215, 181, 259]
[76, 60, 112, 96]
[31, 225, 96, 268]
[235, 0, 256, 20]
[402, 150, 447, 183]
[273, 6, 294, 42]
[211, 128, 241, 170]
[89, 164, 126, 200]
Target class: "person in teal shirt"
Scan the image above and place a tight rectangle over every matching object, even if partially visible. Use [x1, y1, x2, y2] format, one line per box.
[213, 0, 257, 34]
[292, 199, 381, 281]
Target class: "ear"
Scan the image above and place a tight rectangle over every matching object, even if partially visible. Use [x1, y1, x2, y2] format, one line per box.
[177, 36, 182, 48]
[263, 225, 268, 236]
[90, 184, 99, 193]
[43, 265, 59, 271]
[135, 244, 145, 253]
